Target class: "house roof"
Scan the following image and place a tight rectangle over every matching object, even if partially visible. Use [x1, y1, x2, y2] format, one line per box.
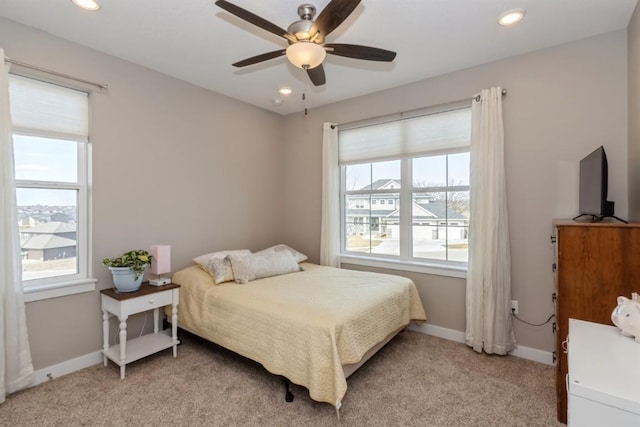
[359, 179, 401, 191]
[22, 234, 76, 250]
[20, 221, 76, 234]
[416, 201, 467, 220]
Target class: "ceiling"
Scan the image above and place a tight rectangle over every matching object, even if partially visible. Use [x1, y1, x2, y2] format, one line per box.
[0, 0, 637, 115]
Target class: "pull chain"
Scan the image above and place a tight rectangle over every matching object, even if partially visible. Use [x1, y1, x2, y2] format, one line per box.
[302, 92, 308, 115]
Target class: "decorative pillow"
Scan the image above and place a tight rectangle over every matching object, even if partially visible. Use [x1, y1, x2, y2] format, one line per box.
[255, 244, 308, 263]
[193, 249, 251, 284]
[227, 250, 301, 284]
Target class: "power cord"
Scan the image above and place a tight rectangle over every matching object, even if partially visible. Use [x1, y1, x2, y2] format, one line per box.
[511, 312, 556, 327]
[139, 311, 148, 338]
[111, 311, 149, 344]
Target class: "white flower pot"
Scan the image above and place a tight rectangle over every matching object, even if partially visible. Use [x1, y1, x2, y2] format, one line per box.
[109, 267, 143, 292]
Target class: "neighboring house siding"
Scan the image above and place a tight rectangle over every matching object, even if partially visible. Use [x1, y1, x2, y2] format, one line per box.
[346, 180, 469, 238]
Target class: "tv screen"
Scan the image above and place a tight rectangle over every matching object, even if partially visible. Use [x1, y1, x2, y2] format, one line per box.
[577, 146, 614, 219]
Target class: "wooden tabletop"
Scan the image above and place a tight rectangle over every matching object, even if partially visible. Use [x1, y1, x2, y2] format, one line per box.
[100, 282, 180, 301]
[553, 219, 640, 228]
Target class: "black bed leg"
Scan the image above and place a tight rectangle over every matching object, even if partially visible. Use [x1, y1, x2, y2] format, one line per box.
[282, 377, 294, 402]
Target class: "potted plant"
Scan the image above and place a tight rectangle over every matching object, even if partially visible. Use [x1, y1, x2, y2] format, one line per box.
[102, 249, 154, 293]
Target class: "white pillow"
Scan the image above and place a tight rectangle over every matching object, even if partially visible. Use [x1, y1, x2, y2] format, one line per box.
[255, 244, 308, 263]
[227, 250, 301, 284]
[193, 249, 251, 284]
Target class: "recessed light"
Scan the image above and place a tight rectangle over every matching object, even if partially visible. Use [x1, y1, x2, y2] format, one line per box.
[498, 9, 526, 26]
[272, 98, 283, 106]
[71, 0, 101, 11]
[279, 88, 293, 95]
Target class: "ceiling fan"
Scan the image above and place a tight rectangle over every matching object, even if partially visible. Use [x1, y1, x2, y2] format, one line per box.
[214, 0, 396, 86]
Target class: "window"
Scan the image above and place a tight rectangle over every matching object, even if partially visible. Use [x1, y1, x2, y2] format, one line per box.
[412, 152, 469, 263]
[339, 105, 471, 273]
[9, 74, 94, 300]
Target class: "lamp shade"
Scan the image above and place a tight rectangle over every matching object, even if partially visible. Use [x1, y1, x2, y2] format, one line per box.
[150, 245, 171, 275]
[286, 41, 326, 69]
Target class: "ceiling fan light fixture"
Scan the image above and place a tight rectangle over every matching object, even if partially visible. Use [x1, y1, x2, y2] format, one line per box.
[288, 19, 313, 41]
[71, 0, 101, 11]
[286, 42, 326, 69]
[287, 5, 316, 41]
[498, 9, 526, 26]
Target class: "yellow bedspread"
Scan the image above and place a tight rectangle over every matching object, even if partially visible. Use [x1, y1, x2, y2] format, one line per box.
[170, 263, 427, 408]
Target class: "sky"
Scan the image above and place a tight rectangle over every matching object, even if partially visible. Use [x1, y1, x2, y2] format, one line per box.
[13, 134, 78, 206]
[345, 152, 470, 191]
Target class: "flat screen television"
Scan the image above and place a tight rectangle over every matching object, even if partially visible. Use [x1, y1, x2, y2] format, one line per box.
[573, 146, 624, 222]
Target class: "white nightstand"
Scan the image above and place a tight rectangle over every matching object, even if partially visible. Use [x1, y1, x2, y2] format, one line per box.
[101, 282, 180, 378]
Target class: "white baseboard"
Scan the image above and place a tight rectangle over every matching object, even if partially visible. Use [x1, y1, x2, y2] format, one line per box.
[409, 322, 466, 342]
[508, 345, 554, 365]
[29, 323, 552, 388]
[32, 350, 103, 387]
[408, 322, 554, 365]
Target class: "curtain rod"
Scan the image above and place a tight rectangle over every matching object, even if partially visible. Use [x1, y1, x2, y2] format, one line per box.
[4, 57, 108, 91]
[473, 88, 507, 102]
[330, 88, 507, 129]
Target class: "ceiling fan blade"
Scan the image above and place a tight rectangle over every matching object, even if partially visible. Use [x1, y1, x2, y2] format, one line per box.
[309, 0, 361, 43]
[307, 64, 326, 86]
[325, 43, 397, 62]
[232, 50, 286, 67]
[215, 0, 297, 43]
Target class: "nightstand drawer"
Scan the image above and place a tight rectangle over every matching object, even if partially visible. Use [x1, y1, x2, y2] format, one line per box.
[101, 288, 176, 316]
[120, 290, 173, 314]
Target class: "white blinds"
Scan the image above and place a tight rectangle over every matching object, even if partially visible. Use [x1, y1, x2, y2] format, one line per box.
[8, 75, 88, 141]
[338, 107, 471, 164]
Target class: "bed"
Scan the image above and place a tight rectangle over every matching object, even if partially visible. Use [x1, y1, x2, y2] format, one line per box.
[168, 260, 427, 411]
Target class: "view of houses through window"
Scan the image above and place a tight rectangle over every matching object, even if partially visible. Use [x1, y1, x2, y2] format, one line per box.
[14, 135, 80, 280]
[343, 152, 470, 263]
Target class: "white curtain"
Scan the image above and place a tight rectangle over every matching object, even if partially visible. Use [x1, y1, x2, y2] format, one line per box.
[0, 48, 34, 403]
[320, 123, 340, 267]
[465, 87, 516, 355]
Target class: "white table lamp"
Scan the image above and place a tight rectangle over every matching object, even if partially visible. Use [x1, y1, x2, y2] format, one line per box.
[149, 244, 171, 286]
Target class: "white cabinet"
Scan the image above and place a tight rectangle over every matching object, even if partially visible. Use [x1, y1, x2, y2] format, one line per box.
[568, 318, 640, 426]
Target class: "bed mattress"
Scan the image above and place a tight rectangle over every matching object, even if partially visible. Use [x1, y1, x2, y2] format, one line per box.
[169, 262, 426, 408]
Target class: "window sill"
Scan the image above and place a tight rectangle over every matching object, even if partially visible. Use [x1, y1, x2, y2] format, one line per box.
[23, 278, 97, 303]
[339, 254, 467, 279]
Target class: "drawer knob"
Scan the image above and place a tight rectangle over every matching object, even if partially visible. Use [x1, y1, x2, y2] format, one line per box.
[148, 299, 154, 304]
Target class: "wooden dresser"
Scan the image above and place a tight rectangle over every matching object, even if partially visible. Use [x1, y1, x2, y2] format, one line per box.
[553, 221, 640, 423]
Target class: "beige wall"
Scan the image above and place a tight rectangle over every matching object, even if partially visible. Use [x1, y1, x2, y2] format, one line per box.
[629, 4, 640, 221]
[0, 18, 285, 369]
[281, 31, 629, 352]
[1, 16, 631, 370]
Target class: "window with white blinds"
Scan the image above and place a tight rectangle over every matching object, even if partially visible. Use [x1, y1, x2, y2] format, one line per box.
[9, 74, 94, 301]
[9, 74, 88, 141]
[338, 107, 471, 164]
[339, 105, 471, 274]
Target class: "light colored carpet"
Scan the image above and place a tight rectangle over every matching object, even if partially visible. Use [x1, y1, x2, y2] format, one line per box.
[0, 330, 562, 426]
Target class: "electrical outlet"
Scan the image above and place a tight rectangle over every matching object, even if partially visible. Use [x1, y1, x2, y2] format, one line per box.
[511, 300, 519, 315]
